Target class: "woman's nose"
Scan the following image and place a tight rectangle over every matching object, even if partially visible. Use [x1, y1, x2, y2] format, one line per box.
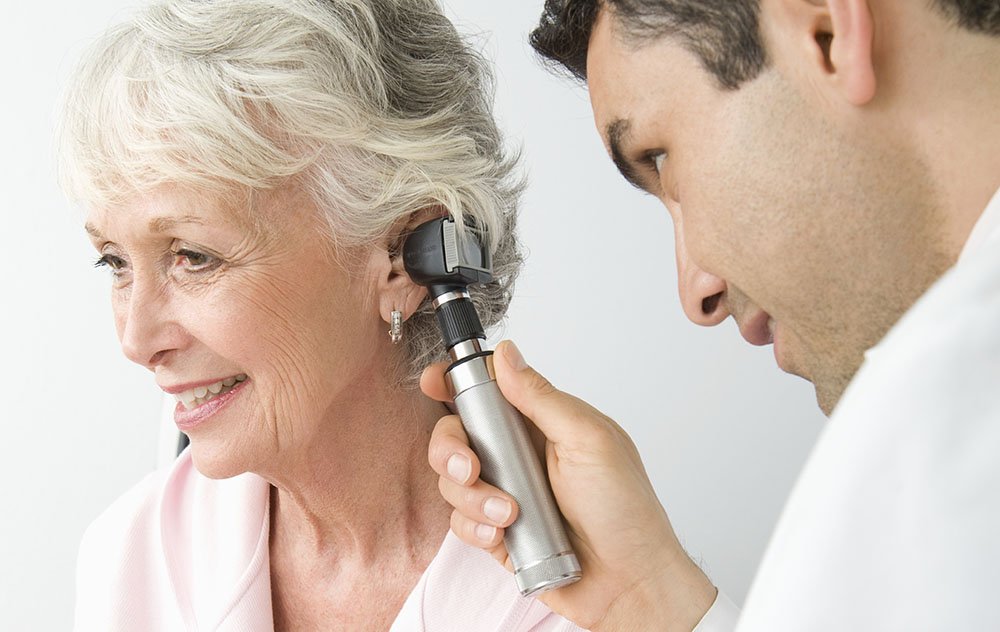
[674, 221, 729, 327]
[117, 278, 184, 369]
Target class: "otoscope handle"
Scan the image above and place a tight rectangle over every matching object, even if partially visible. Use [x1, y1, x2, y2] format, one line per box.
[446, 353, 582, 596]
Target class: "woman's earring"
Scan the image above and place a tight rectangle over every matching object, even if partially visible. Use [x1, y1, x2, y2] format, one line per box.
[389, 309, 403, 344]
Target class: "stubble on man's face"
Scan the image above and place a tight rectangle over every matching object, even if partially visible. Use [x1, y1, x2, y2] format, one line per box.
[708, 76, 953, 415]
[586, 12, 953, 416]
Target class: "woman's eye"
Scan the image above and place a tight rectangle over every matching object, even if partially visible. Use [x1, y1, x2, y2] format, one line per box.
[94, 253, 126, 273]
[172, 248, 220, 272]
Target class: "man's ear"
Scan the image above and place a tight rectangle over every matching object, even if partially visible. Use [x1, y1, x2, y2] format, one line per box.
[767, 0, 876, 105]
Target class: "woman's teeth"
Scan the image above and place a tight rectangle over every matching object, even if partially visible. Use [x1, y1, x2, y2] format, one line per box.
[176, 374, 247, 410]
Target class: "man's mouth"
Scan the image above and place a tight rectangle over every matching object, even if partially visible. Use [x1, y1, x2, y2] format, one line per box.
[173, 374, 247, 410]
[737, 311, 774, 346]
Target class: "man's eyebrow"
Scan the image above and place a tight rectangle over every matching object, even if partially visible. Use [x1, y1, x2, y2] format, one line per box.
[148, 215, 205, 233]
[606, 118, 648, 192]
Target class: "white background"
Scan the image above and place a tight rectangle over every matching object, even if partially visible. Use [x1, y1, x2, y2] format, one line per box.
[0, 1, 824, 628]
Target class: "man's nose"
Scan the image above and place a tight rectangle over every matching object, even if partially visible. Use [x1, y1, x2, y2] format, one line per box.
[674, 221, 728, 327]
[118, 276, 184, 369]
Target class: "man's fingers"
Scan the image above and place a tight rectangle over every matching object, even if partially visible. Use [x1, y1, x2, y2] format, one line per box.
[449, 510, 511, 568]
[420, 361, 453, 403]
[438, 476, 519, 528]
[493, 340, 607, 446]
[428, 415, 481, 485]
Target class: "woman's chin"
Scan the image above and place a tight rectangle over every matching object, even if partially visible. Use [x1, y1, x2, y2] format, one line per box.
[188, 441, 253, 480]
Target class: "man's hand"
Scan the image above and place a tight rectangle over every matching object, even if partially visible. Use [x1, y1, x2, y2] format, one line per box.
[422, 340, 718, 631]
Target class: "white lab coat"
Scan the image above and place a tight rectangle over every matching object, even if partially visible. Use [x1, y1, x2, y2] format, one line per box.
[694, 188, 1000, 631]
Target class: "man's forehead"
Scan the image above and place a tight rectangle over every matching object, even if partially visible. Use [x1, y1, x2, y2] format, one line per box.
[586, 14, 711, 145]
[585, 10, 633, 146]
[585, 9, 675, 133]
[586, 26, 661, 159]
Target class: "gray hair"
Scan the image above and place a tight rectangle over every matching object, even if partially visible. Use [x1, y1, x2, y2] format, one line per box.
[58, 0, 524, 384]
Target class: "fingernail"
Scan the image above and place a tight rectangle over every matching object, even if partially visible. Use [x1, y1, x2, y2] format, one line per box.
[483, 497, 512, 524]
[505, 341, 528, 371]
[447, 454, 471, 484]
[475, 523, 497, 543]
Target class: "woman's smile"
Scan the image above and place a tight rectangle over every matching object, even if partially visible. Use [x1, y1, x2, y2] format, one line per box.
[166, 375, 249, 431]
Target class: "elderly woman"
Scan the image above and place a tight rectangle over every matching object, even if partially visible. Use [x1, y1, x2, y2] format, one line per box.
[59, 1, 581, 630]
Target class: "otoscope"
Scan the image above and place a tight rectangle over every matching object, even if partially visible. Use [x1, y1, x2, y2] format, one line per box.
[403, 216, 582, 596]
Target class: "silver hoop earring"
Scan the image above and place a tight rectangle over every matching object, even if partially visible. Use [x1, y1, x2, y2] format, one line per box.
[389, 309, 403, 344]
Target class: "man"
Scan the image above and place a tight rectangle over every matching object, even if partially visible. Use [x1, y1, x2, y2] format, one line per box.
[422, 0, 1000, 630]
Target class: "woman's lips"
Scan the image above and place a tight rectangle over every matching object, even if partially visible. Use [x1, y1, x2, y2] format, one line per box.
[171, 374, 247, 408]
[173, 378, 249, 431]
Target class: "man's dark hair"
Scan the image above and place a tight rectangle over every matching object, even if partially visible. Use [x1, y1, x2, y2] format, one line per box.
[529, 0, 1000, 90]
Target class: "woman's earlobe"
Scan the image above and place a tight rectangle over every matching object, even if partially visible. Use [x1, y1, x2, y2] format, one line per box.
[379, 279, 428, 325]
[389, 308, 403, 344]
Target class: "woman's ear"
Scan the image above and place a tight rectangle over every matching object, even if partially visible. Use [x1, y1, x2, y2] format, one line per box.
[375, 207, 446, 324]
[767, 0, 876, 106]
[377, 253, 427, 325]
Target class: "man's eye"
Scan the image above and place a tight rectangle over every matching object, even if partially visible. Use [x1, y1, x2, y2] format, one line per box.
[652, 152, 666, 175]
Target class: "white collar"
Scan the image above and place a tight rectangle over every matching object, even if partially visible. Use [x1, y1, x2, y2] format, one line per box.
[959, 186, 1000, 262]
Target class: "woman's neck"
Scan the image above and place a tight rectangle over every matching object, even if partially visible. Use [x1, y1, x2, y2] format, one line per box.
[261, 368, 453, 571]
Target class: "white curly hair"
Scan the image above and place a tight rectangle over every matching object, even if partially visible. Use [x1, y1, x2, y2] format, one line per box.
[57, 0, 525, 383]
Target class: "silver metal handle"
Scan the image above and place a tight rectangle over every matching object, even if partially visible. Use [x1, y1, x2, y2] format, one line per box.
[447, 355, 582, 596]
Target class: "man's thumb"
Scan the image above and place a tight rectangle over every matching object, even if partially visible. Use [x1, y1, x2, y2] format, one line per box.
[492, 340, 587, 442]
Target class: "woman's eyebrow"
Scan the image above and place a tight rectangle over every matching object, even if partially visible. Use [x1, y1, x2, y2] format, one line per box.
[84, 215, 205, 239]
[84, 222, 103, 239]
[148, 215, 205, 233]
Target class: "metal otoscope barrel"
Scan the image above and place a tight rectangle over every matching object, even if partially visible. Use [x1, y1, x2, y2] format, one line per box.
[403, 216, 580, 594]
[444, 343, 582, 596]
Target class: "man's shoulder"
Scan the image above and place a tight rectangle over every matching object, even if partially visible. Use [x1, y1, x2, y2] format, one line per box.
[740, 248, 1000, 631]
[854, 232, 997, 376]
[835, 239, 1000, 442]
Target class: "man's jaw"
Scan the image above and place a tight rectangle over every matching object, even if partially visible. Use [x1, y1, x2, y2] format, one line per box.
[728, 298, 845, 416]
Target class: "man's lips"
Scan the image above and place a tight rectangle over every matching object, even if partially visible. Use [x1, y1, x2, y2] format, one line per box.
[733, 305, 795, 375]
[737, 310, 774, 346]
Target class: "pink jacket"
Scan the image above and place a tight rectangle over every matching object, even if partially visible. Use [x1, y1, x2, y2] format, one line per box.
[74, 451, 584, 631]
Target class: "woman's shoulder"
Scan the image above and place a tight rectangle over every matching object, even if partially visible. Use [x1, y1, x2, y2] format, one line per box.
[74, 455, 187, 629]
[81, 449, 270, 545]
[78, 458, 178, 561]
[410, 531, 587, 632]
[74, 451, 273, 631]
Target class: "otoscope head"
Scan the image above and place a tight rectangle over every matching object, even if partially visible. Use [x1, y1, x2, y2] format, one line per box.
[403, 216, 494, 353]
[402, 217, 493, 298]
